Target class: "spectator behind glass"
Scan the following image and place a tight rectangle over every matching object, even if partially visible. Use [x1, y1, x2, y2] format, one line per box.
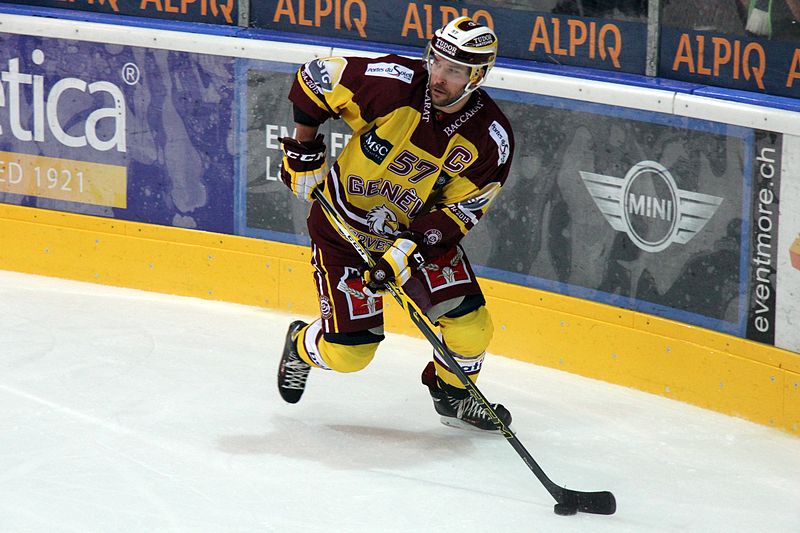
[458, 0, 555, 11]
[745, 0, 800, 40]
[553, 0, 648, 21]
[457, 0, 648, 21]
[663, 0, 799, 41]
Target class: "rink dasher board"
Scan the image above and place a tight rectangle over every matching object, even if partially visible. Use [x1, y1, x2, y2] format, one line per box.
[0, 12, 798, 437]
[1, 12, 798, 135]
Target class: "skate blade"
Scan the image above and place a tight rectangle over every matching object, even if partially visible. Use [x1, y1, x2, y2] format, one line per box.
[439, 416, 512, 434]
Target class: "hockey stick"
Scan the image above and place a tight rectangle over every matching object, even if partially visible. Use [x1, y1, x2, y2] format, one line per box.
[311, 187, 616, 516]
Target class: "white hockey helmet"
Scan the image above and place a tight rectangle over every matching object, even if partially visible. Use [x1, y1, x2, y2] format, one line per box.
[425, 16, 498, 95]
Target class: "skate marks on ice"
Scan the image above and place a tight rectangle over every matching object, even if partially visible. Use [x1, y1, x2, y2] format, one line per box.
[1, 271, 800, 532]
[217, 416, 474, 470]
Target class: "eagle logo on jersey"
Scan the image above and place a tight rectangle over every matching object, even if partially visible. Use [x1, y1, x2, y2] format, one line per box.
[366, 205, 400, 237]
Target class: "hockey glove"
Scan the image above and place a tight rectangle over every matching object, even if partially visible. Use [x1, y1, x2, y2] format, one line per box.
[363, 232, 426, 296]
[279, 135, 327, 201]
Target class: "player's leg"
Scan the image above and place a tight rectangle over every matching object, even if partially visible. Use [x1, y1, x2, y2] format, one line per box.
[414, 247, 512, 430]
[278, 244, 385, 403]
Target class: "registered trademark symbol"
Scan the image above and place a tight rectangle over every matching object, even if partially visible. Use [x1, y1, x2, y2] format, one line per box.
[121, 62, 140, 85]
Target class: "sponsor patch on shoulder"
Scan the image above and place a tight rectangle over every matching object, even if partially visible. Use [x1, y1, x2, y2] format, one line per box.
[304, 57, 347, 93]
[489, 121, 510, 166]
[364, 62, 414, 84]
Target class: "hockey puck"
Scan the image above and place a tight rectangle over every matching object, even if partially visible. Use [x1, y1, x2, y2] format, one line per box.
[553, 503, 578, 516]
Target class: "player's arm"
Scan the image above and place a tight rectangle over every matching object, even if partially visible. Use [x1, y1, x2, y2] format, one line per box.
[410, 178, 504, 257]
[288, 56, 370, 130]
[278, 105, 326, 201]
[280, 56, 372, 201]
[362, 178, 504, 294]
[410, 120, 514, 258]
[366, 121, 514, 291]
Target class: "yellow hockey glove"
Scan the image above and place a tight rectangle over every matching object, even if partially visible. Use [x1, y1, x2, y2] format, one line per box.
[363, 232, 425, 296]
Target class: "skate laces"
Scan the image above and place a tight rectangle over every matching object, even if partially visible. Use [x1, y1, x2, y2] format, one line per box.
[282, 351, 310, 390]
[456, 395, 490, 422]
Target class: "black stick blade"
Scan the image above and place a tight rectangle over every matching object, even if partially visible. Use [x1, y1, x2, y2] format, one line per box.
[571, 490, 616, 515]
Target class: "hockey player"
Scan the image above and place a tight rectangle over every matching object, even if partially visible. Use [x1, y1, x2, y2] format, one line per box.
[276, 16, 515, 431]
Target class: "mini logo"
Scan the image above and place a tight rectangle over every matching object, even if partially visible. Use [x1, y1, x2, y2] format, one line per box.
[455, 19, 481, 32]
[579, 161, 723, 253]
[364, 62, 414, 84]
[360, 126, 393, 164]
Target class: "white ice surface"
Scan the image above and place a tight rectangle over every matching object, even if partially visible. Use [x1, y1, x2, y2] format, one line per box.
[1, 270, 799, 533]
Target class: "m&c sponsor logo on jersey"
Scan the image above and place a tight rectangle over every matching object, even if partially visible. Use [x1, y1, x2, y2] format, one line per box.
[364, 62, 414, 84]
[360, 125, 393, 164]
[579, 161, 723, 253]
[488, 120, 510, 165]
[421, 86, 432, 123]
[304, 58, 347, 93]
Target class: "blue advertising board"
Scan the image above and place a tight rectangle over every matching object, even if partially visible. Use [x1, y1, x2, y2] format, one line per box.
[0, 0, 238, 25]
[0, 32, 237, 233]
[660, 27, 800, 98]
[250, 1, 648, 74]
[237, 56, 763, 340]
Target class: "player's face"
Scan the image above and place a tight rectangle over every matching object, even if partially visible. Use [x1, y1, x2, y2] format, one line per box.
[427, 53, 471, 109]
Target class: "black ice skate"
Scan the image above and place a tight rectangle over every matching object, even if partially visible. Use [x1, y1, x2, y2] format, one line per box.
[421, 361, 512, 431]
[277, 320, 311, 404]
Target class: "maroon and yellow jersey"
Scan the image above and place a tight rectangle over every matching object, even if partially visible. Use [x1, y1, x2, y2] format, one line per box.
[289, 54, 514, 261]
